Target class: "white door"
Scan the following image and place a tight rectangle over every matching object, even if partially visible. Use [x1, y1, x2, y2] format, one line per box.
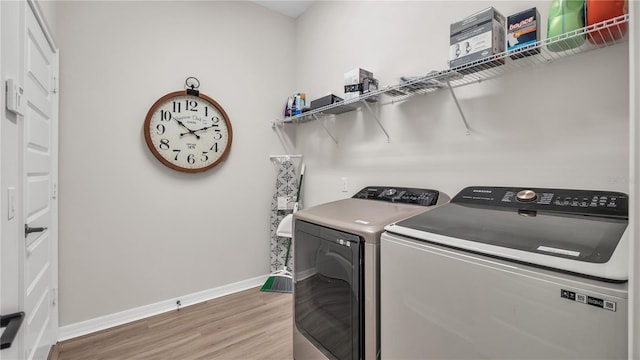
[21, 2, 58, 359]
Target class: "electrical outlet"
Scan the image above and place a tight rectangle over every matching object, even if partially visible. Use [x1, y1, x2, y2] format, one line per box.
[341, 177, 349, 192]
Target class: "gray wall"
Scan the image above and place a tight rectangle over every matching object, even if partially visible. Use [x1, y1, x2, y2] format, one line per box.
[43, 1, 294, 326]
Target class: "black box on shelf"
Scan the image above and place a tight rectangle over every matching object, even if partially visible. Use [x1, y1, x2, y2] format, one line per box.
[310, 94, 343, 110]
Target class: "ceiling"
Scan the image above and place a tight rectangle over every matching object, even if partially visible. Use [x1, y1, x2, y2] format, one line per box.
[252, 0, 315, 19]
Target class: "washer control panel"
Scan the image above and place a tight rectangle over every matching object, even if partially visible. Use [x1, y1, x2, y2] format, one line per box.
[353, 186, 440, 206]
[453, 186, 628, 218]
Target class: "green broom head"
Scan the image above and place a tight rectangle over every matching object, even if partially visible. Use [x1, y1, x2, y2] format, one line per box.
[260, 272, 292, 293]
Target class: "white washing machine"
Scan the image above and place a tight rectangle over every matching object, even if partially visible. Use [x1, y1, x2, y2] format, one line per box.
[292, 186, 449, 360]
[381, 186, 629, 359]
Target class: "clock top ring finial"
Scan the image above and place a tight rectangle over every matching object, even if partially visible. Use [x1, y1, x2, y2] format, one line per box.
[185, 76, 200, 91]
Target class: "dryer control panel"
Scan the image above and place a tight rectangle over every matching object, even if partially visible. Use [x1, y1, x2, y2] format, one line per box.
[353, 186, 440, 206]
[453, 186, 628, 219]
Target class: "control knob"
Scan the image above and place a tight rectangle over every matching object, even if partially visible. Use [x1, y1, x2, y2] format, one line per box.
[384, 188, 397, 197]
[516, 189, 537, 202]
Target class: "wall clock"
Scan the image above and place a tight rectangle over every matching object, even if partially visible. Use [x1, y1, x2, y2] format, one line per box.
[144, 78, 233, 173]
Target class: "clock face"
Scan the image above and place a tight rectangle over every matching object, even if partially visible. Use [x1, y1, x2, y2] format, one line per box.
[144, 91, 233, 173]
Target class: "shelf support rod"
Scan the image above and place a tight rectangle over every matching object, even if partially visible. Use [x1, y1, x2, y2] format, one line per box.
[313, 114, 338, 144]
[271, 120, 297, 154]
[361, 100, 390, 142]
[446, 80, 471, 135]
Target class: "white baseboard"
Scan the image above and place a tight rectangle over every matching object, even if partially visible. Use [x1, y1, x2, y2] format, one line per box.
[58, 274, 269, 341]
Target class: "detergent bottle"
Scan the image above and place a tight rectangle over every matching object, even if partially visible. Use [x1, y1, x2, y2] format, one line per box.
[547, 0, 585, 52]
[586, 0, 627, 44]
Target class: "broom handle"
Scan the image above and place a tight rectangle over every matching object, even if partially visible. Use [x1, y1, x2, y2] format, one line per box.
[283, 238, 292, 266]
[295, 164, 305, 204]
[285, 164, 304, 266]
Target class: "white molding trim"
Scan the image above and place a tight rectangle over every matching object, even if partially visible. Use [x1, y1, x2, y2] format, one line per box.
[58, 274, 269, 341]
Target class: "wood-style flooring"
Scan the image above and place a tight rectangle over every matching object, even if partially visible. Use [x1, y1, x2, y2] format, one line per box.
[55, 287, 293, 360]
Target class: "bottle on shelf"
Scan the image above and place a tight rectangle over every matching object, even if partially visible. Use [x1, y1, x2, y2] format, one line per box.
[300, 93, 306, 111]
[586, 0, 627, 44]
[547, 0, 585, 52]
[292, 93, 306, 115]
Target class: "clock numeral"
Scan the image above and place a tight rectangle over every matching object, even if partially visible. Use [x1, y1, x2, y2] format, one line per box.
[160, 110, 172, 121]
[205, 106, 209, 117]
[214, 129, 222, 140]
[211, 116, 220, 124]
[159, 138, 170, 150]
[201, 152, 209, 162]
[210, 143, 219, 152]
[171, 150, 197, 165]
[185, 100, 198, 112]
[156, 124, 165, 135]
[187, 154, 196, 164]
[173, 101, 181, 113]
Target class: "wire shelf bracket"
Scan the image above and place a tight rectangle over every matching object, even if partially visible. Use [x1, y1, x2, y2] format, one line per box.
[313, 113, 338, 144]
[445, 80, 471, 135]
[361, 100, 390, 142]
[271, 120, 297, 155]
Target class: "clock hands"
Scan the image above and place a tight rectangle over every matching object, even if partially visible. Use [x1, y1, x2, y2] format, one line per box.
[172, 115, 200, 139]
[190, 124, 218, 134]
[171, 112, 220, 139]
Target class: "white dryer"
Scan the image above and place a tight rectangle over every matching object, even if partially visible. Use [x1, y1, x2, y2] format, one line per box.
[381, 186, 629, 359]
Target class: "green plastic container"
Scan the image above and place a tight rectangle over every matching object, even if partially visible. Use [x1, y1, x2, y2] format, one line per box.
[547, 0, 586, 52]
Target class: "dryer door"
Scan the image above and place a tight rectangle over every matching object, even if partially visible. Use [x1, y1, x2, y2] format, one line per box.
[294, 220, 364, 360]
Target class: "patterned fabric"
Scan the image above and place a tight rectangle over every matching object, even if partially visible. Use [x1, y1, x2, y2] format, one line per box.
[270, 159, 299, 272]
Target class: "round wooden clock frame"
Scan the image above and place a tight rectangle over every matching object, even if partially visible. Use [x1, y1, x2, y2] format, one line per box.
[143, 87, 233, 173]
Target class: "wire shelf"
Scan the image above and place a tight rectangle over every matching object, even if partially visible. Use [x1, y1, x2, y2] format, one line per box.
[276, 14, 629, 125]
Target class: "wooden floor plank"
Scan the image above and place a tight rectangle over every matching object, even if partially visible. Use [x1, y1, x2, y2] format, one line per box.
[57, 287, 293, 360]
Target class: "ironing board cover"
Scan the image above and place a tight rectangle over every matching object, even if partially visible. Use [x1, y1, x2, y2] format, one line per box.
[270, 159, 298, 272]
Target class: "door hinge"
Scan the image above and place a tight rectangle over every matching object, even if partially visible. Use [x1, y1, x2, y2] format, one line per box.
[52, 182, 57, 199]
[52, 76, 58, 94]
[52, 288, 57, 306]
